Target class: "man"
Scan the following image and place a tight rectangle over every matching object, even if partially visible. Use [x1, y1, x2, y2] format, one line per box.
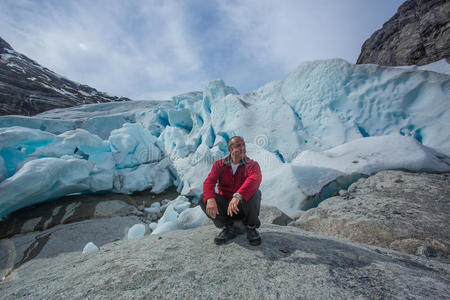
[200, 136, 262, 246]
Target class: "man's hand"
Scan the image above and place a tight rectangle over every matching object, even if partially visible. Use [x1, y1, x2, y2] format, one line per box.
[227, 197, 240, 216]
[206, 198, 219, 219]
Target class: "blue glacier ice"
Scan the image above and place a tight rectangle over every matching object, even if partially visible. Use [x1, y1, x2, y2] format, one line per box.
[127, 224, 146, 239]
[82, 242, 99, 254]
[151, 205, 179, 235]
[0, 59, 449, 219]
[150, 196, 207, 234]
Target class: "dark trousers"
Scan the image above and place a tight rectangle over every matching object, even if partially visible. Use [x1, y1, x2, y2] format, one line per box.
[199, 190, 261, 229]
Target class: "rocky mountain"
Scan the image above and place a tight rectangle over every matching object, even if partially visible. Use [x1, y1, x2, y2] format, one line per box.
[357, 0, 450, 66]
[0, 37, 130, 116]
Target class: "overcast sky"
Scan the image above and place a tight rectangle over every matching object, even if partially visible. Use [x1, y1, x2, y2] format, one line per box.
[0, 0, 404, 100]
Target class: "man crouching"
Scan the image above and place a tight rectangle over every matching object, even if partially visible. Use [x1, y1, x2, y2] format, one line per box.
[199, 136, 262, 246]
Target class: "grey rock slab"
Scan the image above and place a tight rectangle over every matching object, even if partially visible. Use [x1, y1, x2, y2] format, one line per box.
[1, 224, 449, 299]
[20, 217, 42, 232]
[291, 171, 450, 259]
[94, 200, 138, 218]
[258, 205, 292, 225]
[0, 215, 141, 279]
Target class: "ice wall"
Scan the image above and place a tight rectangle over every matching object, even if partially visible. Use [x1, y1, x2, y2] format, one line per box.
[0, 59, 449, 217]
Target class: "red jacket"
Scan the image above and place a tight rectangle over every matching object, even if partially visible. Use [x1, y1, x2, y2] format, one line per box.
[203, 155, 262, 203]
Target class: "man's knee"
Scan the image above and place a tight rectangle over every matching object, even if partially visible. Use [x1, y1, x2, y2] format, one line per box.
[252, 190, 262, 201]
[241, 190, 261, 212]
[247, 190, 261, 206]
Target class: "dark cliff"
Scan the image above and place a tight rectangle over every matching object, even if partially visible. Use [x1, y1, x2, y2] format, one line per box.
[357, 0, 449, 66]
[0, 37, 130, 116]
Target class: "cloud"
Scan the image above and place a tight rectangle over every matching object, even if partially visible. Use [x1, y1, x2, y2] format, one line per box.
[78, 43, 88, 51]
[217, 0, 403, 72]
[0, 0, 207, 99]
[0, 0, 404, 99]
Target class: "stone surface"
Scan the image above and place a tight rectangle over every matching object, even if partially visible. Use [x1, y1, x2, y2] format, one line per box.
[94, 200, 138, 218]
[1, 224, 449, 299]
[0, 37, 130, 116]
[357, 0, 450, 66]
[290, 171, 450, 259]
[0, 187, 182, 279]
[258, 205, 292, 225]
[0, 216, 141, 280]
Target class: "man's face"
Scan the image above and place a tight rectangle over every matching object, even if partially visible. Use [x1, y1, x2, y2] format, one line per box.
[229, 138, 246, 163]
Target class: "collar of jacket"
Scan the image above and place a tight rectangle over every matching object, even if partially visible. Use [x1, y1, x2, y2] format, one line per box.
[223, 155, 248, 166]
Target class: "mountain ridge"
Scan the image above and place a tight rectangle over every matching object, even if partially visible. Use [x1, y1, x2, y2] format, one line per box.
[0, 37, 130, 116]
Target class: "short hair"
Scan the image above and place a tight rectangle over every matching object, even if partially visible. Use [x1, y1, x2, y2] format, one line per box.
[228, 136, 245, 148]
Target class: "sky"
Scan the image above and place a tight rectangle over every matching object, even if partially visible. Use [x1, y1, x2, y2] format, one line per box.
[0, 0, 404, 100]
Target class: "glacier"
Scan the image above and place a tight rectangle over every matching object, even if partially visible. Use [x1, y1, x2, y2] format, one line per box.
[127, 224, 146, 239]
[0, 58, 449, 219]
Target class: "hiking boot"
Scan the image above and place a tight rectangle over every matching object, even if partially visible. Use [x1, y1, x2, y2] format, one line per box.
[214, 226, 237, 245]
[247, 226, 262, 246]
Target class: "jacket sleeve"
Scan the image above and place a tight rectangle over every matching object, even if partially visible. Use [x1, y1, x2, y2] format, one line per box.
[237, 161, 262, 201]
[203, 160, 221, 203]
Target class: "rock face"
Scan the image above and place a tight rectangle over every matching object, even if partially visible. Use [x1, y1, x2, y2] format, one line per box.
[0, 37, 130, 116]
[1, 224, 449, 299]
[290, 171, 450, 259]
[357, 0, 450, 66]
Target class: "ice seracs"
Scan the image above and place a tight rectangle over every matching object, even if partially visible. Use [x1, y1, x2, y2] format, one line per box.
[264, 134, 450, 216]
[0, 59, 449, 223]
[0, 124, 173, 217]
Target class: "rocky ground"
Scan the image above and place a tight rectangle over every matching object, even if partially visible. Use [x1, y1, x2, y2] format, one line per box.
[290, 171, 450, 260]
[0, 186, 290, 283]
[0, 187, 180, 279]
[1, 224, 449, 299]
[1, 170, 449, 299]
